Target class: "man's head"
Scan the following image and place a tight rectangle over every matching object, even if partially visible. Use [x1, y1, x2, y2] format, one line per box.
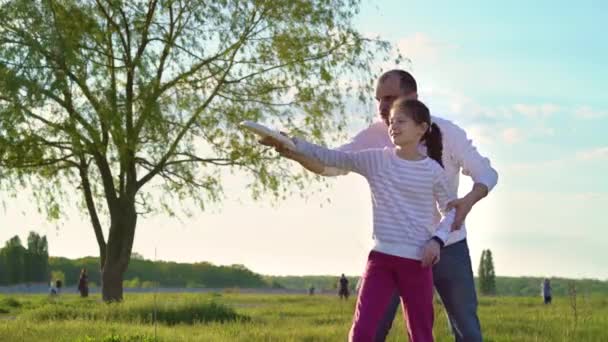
[375, 70, 418, 125]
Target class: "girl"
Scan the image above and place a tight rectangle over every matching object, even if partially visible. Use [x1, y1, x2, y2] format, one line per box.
[283, 98, 455, 342]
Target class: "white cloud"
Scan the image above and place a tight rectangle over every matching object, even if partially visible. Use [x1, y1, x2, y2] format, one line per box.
[513, 103, 561, 119]
[502, 127, 524, 144]
[535, 126, 555, 137]
[395, 33, 459, 66]
[571, 192, 608, 201]
[506, 146, 608, 173]
[505, 159, 560, 173]
[465, 124, 497, 145]
[576, 147, 608, 160]
[574, 106, 608, 119]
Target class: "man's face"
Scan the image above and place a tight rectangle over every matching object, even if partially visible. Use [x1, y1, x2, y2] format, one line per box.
[375, 75, 417, 125]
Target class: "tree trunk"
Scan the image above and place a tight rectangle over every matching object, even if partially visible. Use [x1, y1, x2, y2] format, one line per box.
[101, 197, 137, 302]
[101, 263, 124, 301]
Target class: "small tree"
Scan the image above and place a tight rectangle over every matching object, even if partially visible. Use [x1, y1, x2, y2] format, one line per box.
[26, 231, 50, 283]
[484, 249, 496, 295]
[1, 236, 27, 284]
[478, 249, 496, 295]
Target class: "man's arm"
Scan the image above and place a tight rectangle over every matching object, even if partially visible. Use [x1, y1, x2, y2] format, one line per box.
[442, 120, 498, 229]
[447, 183, 488, 230]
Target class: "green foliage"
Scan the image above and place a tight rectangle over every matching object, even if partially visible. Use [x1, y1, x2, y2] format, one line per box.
[26, 232, 50, 282]
[123, 277, 141, 289]
[0, 236, 25, 284]
[0, 0, 386, 229]
[3, 249, 607, 298]
[478, 249, 497, 295]
[265, 275, 359, 291]
[0, 297, 22, 313]
[0, 232, 49, 285]
[140, 281, 157, 289]
[75, 334, 155, 342]
[19, 294, 244, 325]
[47, 256, 270, 288]
[268, 274, 608, 297]
[50, 270, 65, 284]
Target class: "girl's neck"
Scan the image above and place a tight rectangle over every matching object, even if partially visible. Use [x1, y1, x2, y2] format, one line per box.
[395, 142, 424, 161]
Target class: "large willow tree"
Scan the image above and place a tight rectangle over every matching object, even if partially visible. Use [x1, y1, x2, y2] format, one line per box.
[0, 0, 386, 301]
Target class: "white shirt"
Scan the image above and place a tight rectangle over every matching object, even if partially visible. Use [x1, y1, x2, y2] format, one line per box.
[322, 117, 498, 246]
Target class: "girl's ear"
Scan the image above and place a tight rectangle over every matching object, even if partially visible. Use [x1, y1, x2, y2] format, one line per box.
[420, 122, 429, 133]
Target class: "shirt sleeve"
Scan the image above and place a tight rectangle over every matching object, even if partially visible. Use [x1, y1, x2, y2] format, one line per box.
[294, 138, 381, 177]
[443, 121, 498, 192]
[432, 164, 457, 244]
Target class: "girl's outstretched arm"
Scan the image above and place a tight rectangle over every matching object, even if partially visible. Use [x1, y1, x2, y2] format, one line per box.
[292, 137, 382, 177]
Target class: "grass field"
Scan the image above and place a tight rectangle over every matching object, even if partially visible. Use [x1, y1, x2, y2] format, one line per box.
[1, 292, 607, 341]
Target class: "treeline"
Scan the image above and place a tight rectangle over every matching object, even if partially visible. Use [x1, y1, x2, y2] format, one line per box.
[2, 233, 607, 296]
[0, 233, 49, 285]
[492, 276, 608, 297]
[264, 275, 608, 297]
[263, 275, 358, 292]
[48, 255, 277, 289]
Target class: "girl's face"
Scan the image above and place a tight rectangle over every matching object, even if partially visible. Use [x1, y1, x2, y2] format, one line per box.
[388, 110, 428, 146]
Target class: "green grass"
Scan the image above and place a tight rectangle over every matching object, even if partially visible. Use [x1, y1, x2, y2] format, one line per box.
[0, 292, 607, 341]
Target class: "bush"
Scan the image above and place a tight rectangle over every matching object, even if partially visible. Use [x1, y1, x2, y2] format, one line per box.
[186, 281, 205, 288]
[75, 334, 155, 342]
[140, 281, 157, 289]
[0, 297, 21, 308]
[123, 277, 141, 288]
[21, 295, 247, 325]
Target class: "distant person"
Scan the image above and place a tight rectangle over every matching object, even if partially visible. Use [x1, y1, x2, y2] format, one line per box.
[309, 285, 315, 296]
[49, 278, 57, 296]
[339, 274, 350, 300]
[55, 279, 62, 294]
[78, 268, 89, 298]
[542, 278, 552, 304]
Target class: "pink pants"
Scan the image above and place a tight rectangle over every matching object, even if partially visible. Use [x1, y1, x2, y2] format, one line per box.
[349, 250, 434, 342]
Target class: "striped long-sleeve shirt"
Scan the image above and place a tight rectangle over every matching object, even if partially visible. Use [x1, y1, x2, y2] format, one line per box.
[321, 117, 498, 246]
[294, 138, 456, 261]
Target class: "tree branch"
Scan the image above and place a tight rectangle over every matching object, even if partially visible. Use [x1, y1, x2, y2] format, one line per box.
[78, 156, 107, 269]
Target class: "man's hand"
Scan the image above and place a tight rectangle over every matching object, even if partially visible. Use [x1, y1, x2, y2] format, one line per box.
[447, 183, 489, 230]
[446, 196, 475, 231]
[421, 239, 441, 268]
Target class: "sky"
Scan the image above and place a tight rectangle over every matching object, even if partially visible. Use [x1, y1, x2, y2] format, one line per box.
[1, 1, 607, 279]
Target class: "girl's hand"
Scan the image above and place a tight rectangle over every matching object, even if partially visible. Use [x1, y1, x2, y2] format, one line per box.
[421, 239, 441, 268]
[259, 135, 299, 160]
[259, 135, 288, 149]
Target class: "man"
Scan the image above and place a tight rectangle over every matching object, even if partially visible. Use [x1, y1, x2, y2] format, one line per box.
[263, 70, 497, 341]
